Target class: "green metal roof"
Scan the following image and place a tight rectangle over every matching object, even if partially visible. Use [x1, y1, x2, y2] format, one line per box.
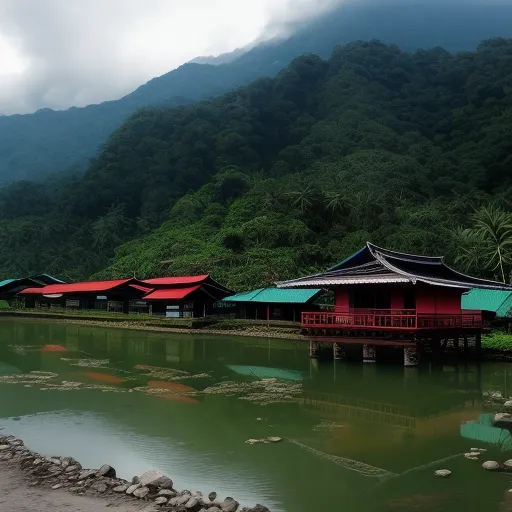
[462, 289, 512, 317]
[223, 287, 321, 304]
[0, 279, 16, 289]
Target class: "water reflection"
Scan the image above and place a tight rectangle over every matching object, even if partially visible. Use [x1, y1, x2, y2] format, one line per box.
[0, 318, 512, 511]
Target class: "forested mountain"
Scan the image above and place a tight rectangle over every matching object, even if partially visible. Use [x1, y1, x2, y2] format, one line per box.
[1, 0, 512, 183]
[1, 39, 512, 288]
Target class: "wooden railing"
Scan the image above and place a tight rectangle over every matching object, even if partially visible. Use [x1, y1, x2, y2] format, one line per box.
[302, 309, 484, 330]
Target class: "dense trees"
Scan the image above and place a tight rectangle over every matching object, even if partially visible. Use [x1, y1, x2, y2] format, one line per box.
[1, 40, 512, 287]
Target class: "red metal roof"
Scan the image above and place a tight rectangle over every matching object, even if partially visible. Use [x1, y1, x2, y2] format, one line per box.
[129, 284, 153, 293]
[143, 275, 209, 286]
[19, 279, 133, 295]
[143, 286, 201, 300]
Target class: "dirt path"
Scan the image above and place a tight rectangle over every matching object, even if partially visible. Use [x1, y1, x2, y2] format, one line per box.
[0, 464, 151, 512]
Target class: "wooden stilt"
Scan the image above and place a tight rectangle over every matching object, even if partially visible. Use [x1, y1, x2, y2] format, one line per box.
[333, 342, 342, 360]
[309, 340, 319, 359]
[464, 336, 469, 355]
[475, 332, 482, 355]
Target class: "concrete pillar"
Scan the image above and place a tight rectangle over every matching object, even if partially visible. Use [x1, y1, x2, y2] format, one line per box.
[309, 340, 319, 358]
[475, 332, 482, 355]
[404, 345, 419, 367]
[363, 344, 376, 363]
[333, 342, 343, 360]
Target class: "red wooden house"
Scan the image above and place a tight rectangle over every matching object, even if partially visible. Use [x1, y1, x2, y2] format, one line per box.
[277, 243, 512, 365]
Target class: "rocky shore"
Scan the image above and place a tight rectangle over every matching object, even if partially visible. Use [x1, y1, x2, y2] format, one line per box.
[0, 434, 269, 512]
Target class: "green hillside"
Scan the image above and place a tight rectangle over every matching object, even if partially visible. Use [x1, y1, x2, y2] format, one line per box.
[1, 39, 512, 288]
[1, 0, 512, 184]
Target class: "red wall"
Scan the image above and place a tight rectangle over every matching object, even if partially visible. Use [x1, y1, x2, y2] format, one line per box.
[416, 285, 463, 314]
[335, 287, 350, 313]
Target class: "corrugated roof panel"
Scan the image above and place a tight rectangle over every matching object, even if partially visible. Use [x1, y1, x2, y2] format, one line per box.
[461, 289, 512, 317]
[143, 275, 208, 286]
[0, 279, 16, 288]
[224, 287, 321, 304]
[143, 286, 201, 300]
[19, 279, 132, 295]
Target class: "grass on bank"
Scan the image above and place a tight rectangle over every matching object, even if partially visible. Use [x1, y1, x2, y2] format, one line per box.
[483, 332, 512, 351]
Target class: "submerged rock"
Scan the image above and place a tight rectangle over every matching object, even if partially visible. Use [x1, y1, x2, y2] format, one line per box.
[434, 469, 451, 477]
[482, 461, 500, 471]
[267, 437, 283, 443]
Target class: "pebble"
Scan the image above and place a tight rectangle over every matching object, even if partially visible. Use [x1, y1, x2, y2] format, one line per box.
[133, 486, 150, 499]
[482, 461, 500, 471]
[434, 469, 451, 477]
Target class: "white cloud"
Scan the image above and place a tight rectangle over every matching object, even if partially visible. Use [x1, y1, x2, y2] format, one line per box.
[0, 0, 343, 114]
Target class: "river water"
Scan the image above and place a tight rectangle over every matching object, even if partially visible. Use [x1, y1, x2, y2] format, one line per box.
[0, 318, 511, 511]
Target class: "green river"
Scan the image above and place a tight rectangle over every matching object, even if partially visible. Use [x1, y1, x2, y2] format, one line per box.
[0, 318, 512, 511]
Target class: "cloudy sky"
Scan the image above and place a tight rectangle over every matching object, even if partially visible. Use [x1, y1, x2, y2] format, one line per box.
[0, 0, 343, 115]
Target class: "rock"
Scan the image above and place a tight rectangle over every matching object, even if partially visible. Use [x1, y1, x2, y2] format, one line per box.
[245, 439, 262, 445]
[78, 469, 96, 480]
[65, 465, 80, 473]
[169, 498, 179, 507]
[186, 497, 199, 509]
[465, 452, 480, 458]
[132, 476, 140, 485]
[155, 497, 168, 505]
[495, 413, 512, 422]
[138, 470, 173, 489]
[133, 486, 150, 499]
[113, 484, 129, 493]
[97, 464, 116, 478]
[221, 497, 239, 512]
[247, 506, 270, 512]
[0, 445, 11, 451]
[69, 487, 82, 493]
[0, 453, 13, 461]
[67, 475, 79, 481]
[434, 469, 451, 477]
[504, 460, 512, 468]
[209, 492, 218, 502]
[177, 494, 192, 506]
[126, 483, 141, 495]
[208, 508, 222, 512]
[52, 484, 63, 490]
[91, 481, 108, 493]
[158, 489, 176, 497]
[482, 461, 500, 471]
[33, 458, 43, 465]
[504, 401, 512, 407]
[267, 437, 283, 443]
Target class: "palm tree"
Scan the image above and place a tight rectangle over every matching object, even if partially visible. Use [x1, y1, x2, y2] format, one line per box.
[472, 204, 512, 283]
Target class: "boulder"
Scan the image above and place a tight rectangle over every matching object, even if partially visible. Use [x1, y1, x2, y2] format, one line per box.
[209, 492, 218, 502]
[434, 469, 451, 477]
[133, 486, 150, 499]
[131, 476, 140, 485]
[185, 497, 199, 509]
[177, 494, 192, 506]
[155, 497, 168, 505]
[495, 413, 512, 422]
[113, 484, 129, 493]
[97, 464, 116, 478]
[482, 461, 500, 471]
[504, 401, 512, 407]
[126, 483, 141, 495]
[221, 497, 239, 512]
[91, 481, 108, 493]
[157, 489, 176, 497]
[504, 460, 512, 469]
[138, 470, 173, 489]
